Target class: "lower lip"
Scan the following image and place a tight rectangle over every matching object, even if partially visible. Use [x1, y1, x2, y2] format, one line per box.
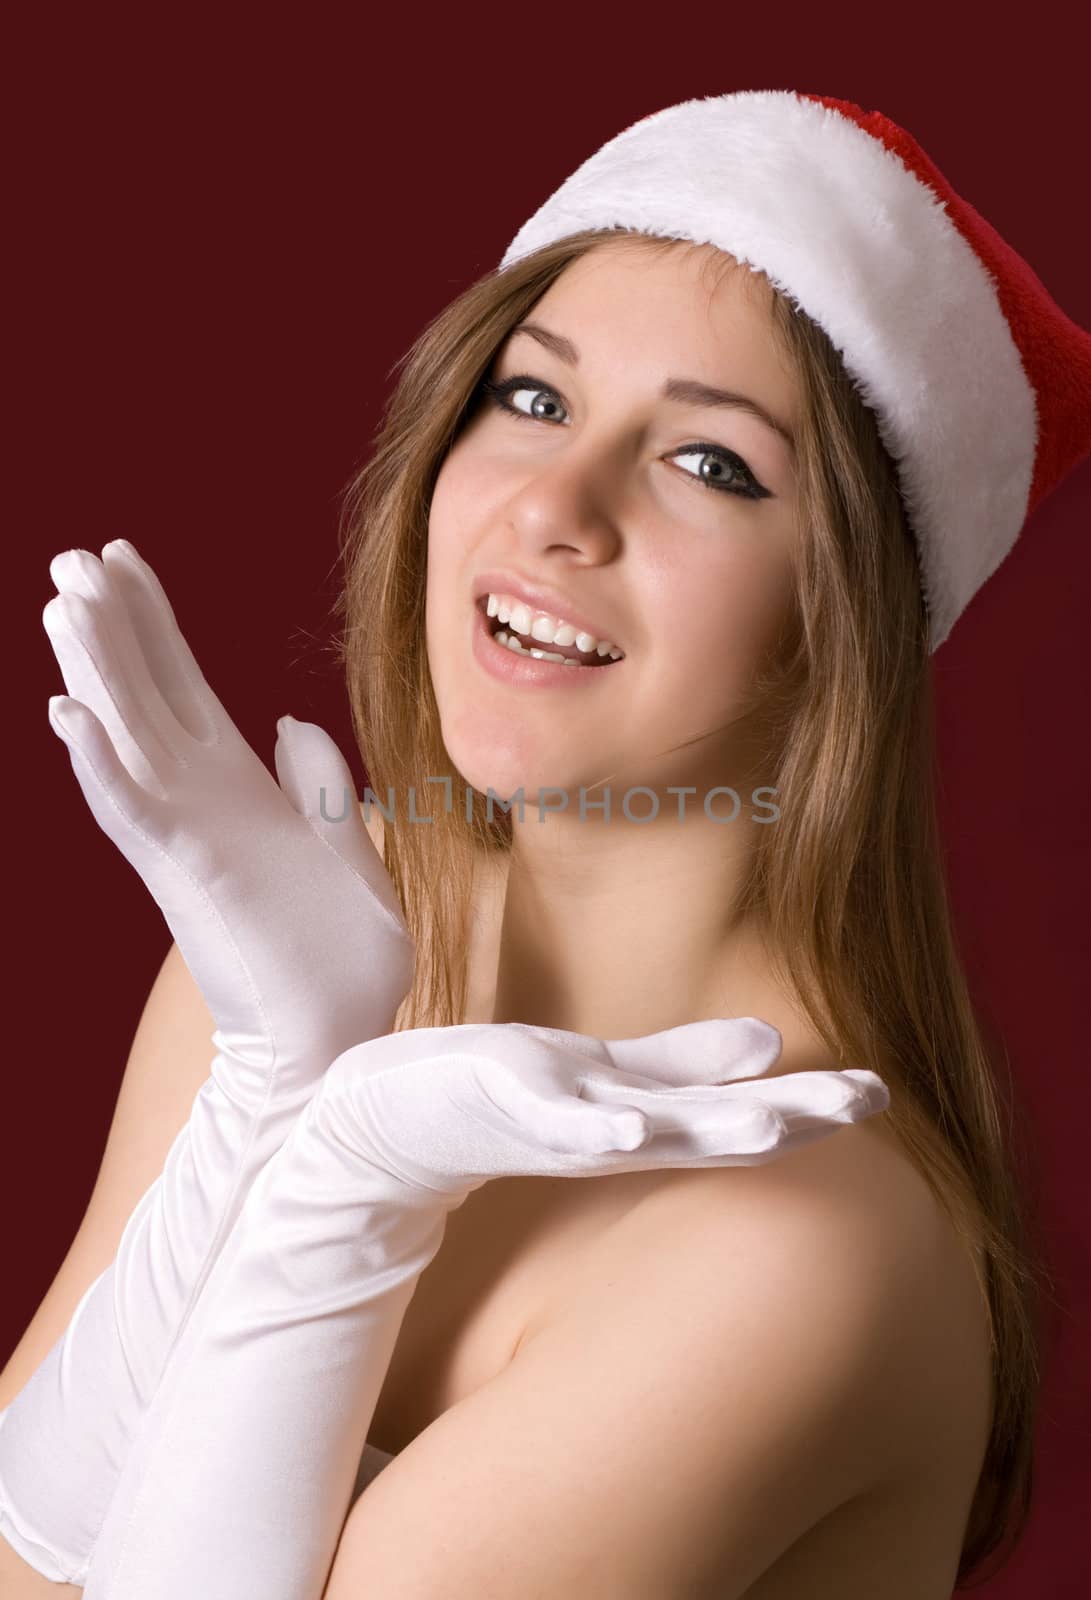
[471, 602, 624, 689]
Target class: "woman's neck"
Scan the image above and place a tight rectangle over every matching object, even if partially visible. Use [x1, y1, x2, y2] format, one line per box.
[477, 813, 837, 1079]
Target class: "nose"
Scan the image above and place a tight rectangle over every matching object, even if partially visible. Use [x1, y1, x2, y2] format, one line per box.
[505, 443, 624, 566]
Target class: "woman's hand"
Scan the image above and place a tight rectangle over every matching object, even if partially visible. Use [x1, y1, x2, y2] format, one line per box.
[43, 540, 415, 1072]
[81, 1017, 890, 1600]
[326, 1016, 891, 1188]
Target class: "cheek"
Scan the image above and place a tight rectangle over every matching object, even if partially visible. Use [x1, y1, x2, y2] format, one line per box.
[660, 544, 795, 700]
[426, 457, 465, 572]
[425, 460, 473, 630]
[426, 453, 497, 600]
[424, 451, 504, 711]
[429, 442, 504, 541]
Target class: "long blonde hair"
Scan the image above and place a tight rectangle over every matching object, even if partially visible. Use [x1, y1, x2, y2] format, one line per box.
[332, 229, 1055, 1584]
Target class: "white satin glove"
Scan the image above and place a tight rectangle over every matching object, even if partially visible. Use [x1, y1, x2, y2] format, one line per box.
[82, 1018, 891, 1600]
[0, 542, 414, 1585]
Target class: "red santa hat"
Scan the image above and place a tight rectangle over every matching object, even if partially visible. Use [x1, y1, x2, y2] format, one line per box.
[498, 90, 1091, 651]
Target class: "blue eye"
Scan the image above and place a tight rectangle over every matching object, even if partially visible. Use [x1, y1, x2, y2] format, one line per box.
[667, 446, 770, 502]
[479, 374, 771, 503]
[484, 377, 568, 425]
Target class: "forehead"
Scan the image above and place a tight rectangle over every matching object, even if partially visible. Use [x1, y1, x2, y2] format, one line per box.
[510, 238, 793, 399]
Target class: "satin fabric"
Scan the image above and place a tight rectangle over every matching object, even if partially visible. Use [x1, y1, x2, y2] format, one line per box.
[76, 1019, 887, 1599]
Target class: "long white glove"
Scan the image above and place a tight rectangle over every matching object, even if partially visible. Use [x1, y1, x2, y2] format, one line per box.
[82, 1018, 891, 1600]
[0, 542, 415, 1585]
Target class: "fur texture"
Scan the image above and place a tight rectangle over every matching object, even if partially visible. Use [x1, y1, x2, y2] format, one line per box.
[498, 90, 1043, 650]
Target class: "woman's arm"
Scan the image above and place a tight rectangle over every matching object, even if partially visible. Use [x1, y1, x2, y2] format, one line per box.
[326, 1160, 918, 1600]
[0, 940, 216, 1599]
[0, 543, 414, 1584]
[0, 943, 214, 1415]
[77, 1021, 887, 1599]
[0, 797, 387, 1414]
[0, 795, 380, 1401]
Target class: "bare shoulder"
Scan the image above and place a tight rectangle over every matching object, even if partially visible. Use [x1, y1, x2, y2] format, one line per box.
[329, 1114, 991, 1598]
[524, 1111, 992, 1471]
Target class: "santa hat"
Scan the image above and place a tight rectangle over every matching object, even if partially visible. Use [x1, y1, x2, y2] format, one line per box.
[498, 90, 1091, 651]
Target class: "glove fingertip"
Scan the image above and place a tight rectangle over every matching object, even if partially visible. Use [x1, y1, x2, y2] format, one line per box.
[48, 692, 89, 735]
[101, 540, 177, 615]
[48, 549, 90, 592]
[47, 692, 70, 733]
[579, 1107, 646, 1158]
[736, 1015, 783, 1049]
[603, 1108, 649, 1153]
[276, 718, 357, 823]
[273, 719, 307, 814]
[42, 592, 67, 635]
[844, 1069, 891, 1110]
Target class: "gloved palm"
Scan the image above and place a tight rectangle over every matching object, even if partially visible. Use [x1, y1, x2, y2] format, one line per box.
[83, 1017, 890, 1600]
[42, 539, 414, 1068]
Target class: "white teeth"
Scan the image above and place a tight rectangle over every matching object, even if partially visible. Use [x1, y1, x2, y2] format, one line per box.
[495, 630, 579, 666]
[483, 592, 623, 658]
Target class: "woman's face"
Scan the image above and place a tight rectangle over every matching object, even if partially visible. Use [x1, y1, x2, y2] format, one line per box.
[426, 240, 801, 807]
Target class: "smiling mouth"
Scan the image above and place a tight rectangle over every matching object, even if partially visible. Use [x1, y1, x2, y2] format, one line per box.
[478, 597, 623, 667]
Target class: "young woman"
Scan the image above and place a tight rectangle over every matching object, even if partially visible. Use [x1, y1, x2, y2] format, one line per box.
[2, 89, 1086, 1597]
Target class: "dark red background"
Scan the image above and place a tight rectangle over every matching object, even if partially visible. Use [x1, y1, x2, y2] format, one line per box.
[5, 9, 1089, 1594]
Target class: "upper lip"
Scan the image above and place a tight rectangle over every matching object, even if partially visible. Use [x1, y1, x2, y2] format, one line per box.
[472, 572, 625, 650]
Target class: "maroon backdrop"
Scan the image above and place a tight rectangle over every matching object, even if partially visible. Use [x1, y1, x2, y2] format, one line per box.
[6, 10, 1089, 1595]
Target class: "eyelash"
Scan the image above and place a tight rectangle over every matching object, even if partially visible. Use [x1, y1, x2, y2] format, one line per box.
[479, 373, 771, 502]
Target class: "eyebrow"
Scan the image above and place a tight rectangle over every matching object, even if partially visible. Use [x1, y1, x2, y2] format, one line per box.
[509, 321, 797, 456]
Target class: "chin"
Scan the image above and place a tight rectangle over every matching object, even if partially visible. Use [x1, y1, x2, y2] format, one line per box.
[438, 724, 591, 815]
[432, 692, 529, 778]
[449, 753, 574, 812]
